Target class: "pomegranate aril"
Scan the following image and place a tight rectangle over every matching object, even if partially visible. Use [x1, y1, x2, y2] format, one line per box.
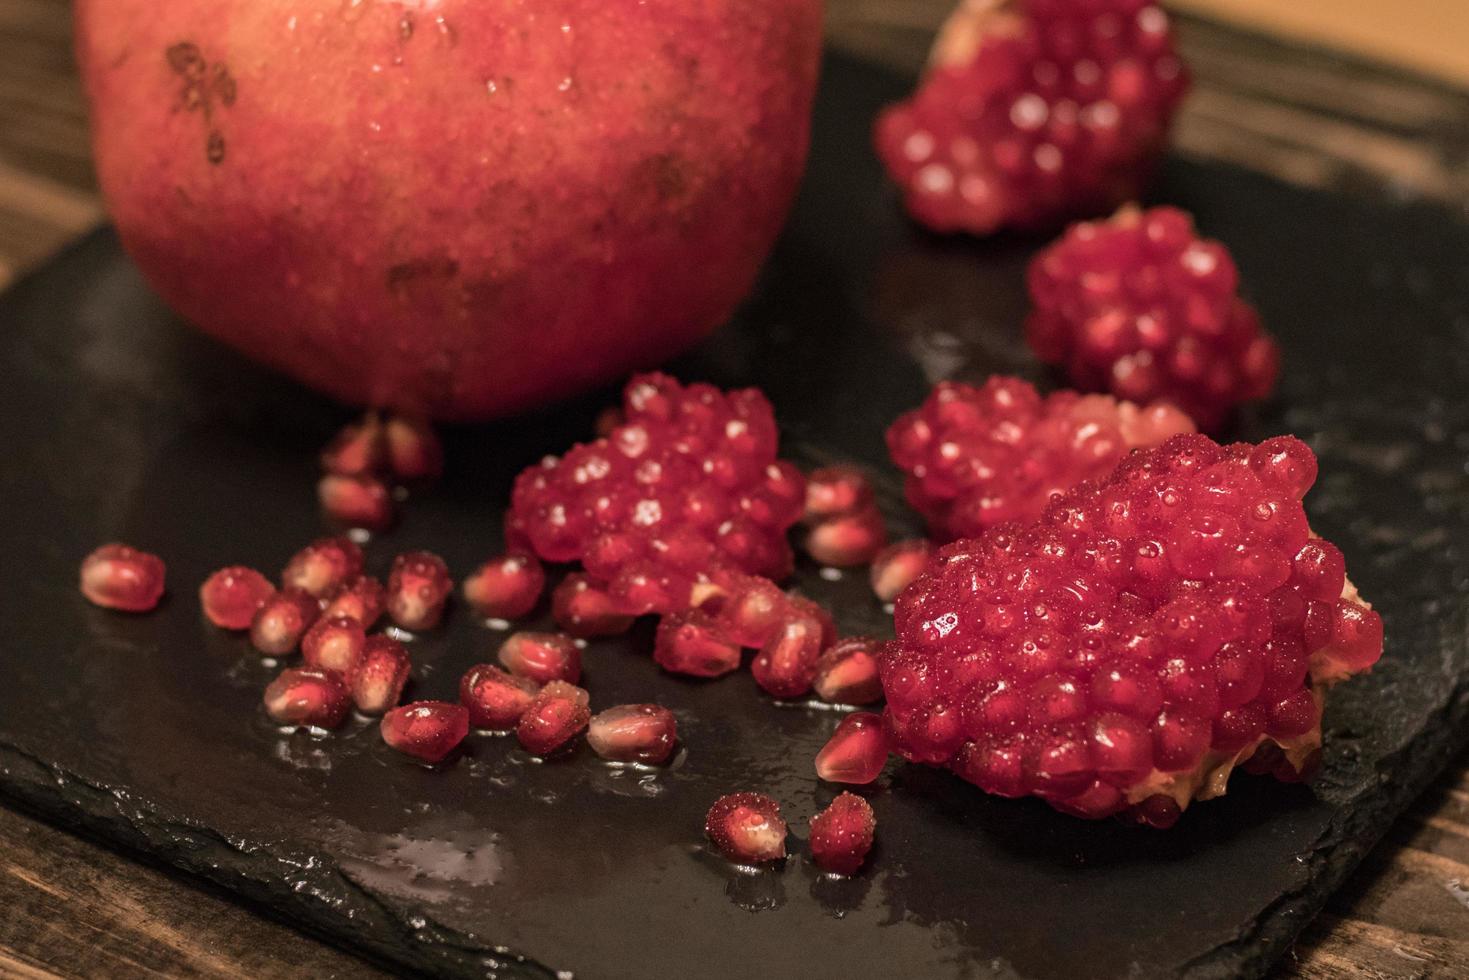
[498, 631, 581, 685]
[263, 667, 350, 729]
[320, 412, 386, 477]
[350, 636, 411, 715]
[282, 536, 364, 599]
[516, 680, 592, 756]
[813, 638, 884, 705]
[804, 465, 875, 520]
[381, 701, 469, 763]
[384, 414, 444, 482]
[249, 587, 321, 656]
[551, 574, 635, 638]
[318, 474, 395, 531]
[653, 610, 742, 678]
[300, 614, 367, 674]
[710, 574, 789, 647]
[80, 544, 166, 612]
[587, 704, 678, 765]
[463, 552, 545, 620]
[199, 565, 274, 630]
[386, 550, 453, 631]
[460, 663, 540, 729]
[751, 616, 824, 698]
[322, 575, 385, 628]
[804, 507, 889, 567]
[704, 792, 787, 864]
[870, 539, 934, 603]
[815, 712, 890, 784]
[809, 792, 876, 875]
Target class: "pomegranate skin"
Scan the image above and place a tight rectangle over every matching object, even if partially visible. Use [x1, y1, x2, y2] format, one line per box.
[74, 0, 824, 420]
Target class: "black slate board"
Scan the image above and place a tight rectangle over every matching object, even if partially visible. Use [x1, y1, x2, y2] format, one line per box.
[2, 48, 1468, 980]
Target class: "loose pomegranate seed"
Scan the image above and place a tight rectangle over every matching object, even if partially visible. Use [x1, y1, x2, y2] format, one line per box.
[249, 587, 321, 656]
[460, 664, 540, 730]
[874, 0, 1189, 234]
[804, 465, 875, 520]
[1026, 207, 1279, 428]
[350, 636, 411, 715]
[804, 508, 889, 567]
[322, 575, 385, 628]
[516, 680, 592, 755]
[79, 544, 166, 612]
[281, 536, 364, 599]
[704, 792, 787, 864]
[709, 574, 791, 648]
[809, 792, 876, 875]
[887, 377, 1195, 540]
[381, 701, 469, 763]
[300, 614, 367, 674]
[199, 565, 274, 630]
[883, 433, 1384, 823]
[814, 712, 890, 784]
[320, 412, 386, 477]
[509, 374, 805, 614]
[813, 638, 884, 705]
[384, 414, 444, 482]
[751, 616, 824, 699]
[462, 552, 546, 620]
[587, 704, 678, 764]
[869, 539, 934, 603]
[498, 631, 582, 685]
[551, 573, 635, 638]
[263, 667, 350, 729]
[318, 473, 395, 531]
[386, 550, 453, 631]
[653, 610, 742, 678]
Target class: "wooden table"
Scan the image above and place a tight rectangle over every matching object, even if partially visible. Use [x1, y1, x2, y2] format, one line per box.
[2, 2, 1467, 976]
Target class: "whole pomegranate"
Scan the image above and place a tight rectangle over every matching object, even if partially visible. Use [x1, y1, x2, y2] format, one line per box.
[75, 0, 823, 420]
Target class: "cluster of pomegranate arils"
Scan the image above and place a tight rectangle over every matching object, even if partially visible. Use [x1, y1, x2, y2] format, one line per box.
[316, 410, 443, 531]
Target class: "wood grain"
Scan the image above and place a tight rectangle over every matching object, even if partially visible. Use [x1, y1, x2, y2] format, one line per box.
[0, 1, 1466, 978]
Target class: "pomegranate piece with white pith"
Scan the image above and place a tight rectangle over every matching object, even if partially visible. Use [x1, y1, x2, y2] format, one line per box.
[199, 565, 274, 630]
[810, 792, 876, 875]
[1026, 206, 1280, 428]
[498, 631, 582, 685]
[322, 575, 385, 628]
[870, 539, 935, 604]
[350, 636, 411, 715]
[249, 587, 321, 656]
[875, 0, 1189, 235]
[263, 667, 351, 730]
[381, 701, 470, 763]
[813, 638, 884, 705]
[509, 373, 806, 615]
[463, 552, 545, 620]
[281, 536, 364, 599]
[653, 610, 743, 678]
[386, 550, 453, 631]
[704, 792, 787, 864]
[80, 543, 166, 612]
[300, 615, 367, 675]
[460, 664, 540, 730]
[887, 376, 1193, 541]
[587, 704, 678, 764]
[318, 473, 395, 531]
[884, 433, 1383, 825]
[815, 712, 891, 784]
[516, 680, 592, 756]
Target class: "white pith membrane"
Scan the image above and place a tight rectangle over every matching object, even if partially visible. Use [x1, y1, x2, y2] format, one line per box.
[1123, 569, 1372, 813]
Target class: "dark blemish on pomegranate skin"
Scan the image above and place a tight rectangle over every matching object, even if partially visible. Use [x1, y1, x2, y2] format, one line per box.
[166, 41, 235, 165]
[387, 258, 460, 294]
